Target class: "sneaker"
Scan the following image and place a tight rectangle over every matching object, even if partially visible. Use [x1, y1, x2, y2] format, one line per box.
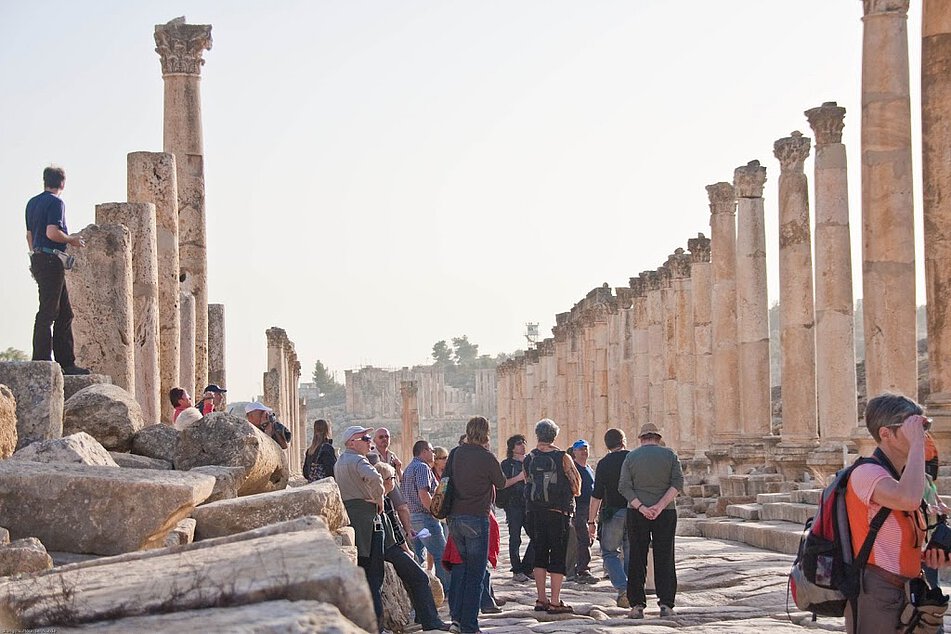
[577, 571, 598, 584]
[616, 592, 630, 609]
[422, 623, 451, 632]
[62, 365, 91, 376]
[448, 623, 460, 633]
[565, 574, 577, 583]
[628, 605, 645, 619]
[659, 604, 674, 617]
[480, 606, 502, 614]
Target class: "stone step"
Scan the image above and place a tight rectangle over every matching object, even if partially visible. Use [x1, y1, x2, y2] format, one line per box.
[938, 465, 951, 477]
[684, 484, 721, 498]
[696, 518, 805, 555]
[760, 502, 815, 525]
[756, 492, 791, 504]
[790, 489, 822, 505]
[725, 503, 761, 520]
[935, 476, 951, 496]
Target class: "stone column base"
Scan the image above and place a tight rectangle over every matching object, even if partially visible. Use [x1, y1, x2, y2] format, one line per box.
[704, 444, 734, 476]
[684, 453, 711, 478]
[728, 436, 773, 475]
[850, 424, 876, 458]
[927, 393, 951, 466]
[807, 440, 856, 482]
[772, 439, 819, 482]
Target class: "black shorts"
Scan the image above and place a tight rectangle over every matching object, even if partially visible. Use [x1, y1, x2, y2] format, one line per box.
[531, 508, 570, 575]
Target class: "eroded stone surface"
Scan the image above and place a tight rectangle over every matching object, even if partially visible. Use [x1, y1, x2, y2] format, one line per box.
[164, 518, 196, 547]
[0, 361, 64, 450]
[0, 537, 52, 578]
[0, 385, 16, 458]
[63, 374, 112, 402]
[131, 423, 180, 464]
[0, 461, 214, 555]
[191, 478, 348, 539]
[109, 452, 173, 470]
[382, 561, 413, 632]
[63, 383, 145, 452]
[188, 465, 243, 503]
[10, 432, 118, 467]
[176, 412, 289, 495]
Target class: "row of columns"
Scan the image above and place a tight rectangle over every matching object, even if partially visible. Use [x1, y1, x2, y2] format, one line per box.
[263, 327, 305, 475]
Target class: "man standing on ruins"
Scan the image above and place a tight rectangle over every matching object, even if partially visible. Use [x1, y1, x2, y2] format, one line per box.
[25, 166, 88, 375]
[587, 428, 631, 607]
[371, 427, 403, 480]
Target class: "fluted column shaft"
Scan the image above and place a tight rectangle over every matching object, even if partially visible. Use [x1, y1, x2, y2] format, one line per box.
[807, 103, 858, 440]
[860, 0, 917, 397]
[775, 132, 818, 443]
[668, 251, 695, 455]
[629, 280, 650, 429]
[688, 235, 713, 458]
[645, 271, 666, 427]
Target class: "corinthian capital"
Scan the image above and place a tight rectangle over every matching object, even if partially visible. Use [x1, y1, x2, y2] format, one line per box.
[805, 102, 846, 145]
[862, 0, 910, 17]
[667, 249, 692, 279]
[155, 17, 213, 76]
[706, 182, 736, 215]
[733, 160, 767, 198]
[774, 131, 812, 173]
[688, 233, 711, 263]
[400, 380, 418, 398]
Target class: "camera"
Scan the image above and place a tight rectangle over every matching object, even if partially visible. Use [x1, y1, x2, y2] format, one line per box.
[926, 520, 951, 554]
[266, 412, 292, 442]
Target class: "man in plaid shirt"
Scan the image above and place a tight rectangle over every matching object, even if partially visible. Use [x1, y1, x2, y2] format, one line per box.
[402, 439, 450, 591]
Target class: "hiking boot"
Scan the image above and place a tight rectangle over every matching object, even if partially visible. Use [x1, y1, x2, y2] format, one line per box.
[616, 592, 630, 609]
[512, 572, 530, 583]
[576, 571, 599, 584]
[659, 604, 674, 618]
[62, 365, 91, 375]
[480, 606, 502, 614]
[628, 605, 645, 619]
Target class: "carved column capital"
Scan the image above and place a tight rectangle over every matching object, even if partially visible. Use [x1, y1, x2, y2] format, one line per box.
[667, 249, 692, 279]
[538, 338, 555, 356]
[733, 160, 768, 198]
[629, 277, 646, 298]
[805, 102, 846, 145]
[688, 233, 711, 263]
[707, 182, 736, 215]
[400, 380, 418, 398]
[155, 17, 213, 76]
[774, 131, 812, 173]
[862, 0, 910, 17]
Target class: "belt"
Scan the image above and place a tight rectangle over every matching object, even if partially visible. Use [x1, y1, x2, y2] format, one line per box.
[33, 247, 64, 256]
[866, 564, 912, 588]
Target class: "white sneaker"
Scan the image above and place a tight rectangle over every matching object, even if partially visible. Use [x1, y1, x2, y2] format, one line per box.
[659, 604, 674, 617]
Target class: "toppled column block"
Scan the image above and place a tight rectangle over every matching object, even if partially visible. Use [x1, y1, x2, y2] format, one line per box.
[131, 423, 180, 464]
[0, 527, 375, 632]
[176, 412, 289, 495]
[0, 361, 64, 450]
[0, 385, 16, 458]
[0, 537, 52, 578]
[187, 465, 243, 503]
[63, 384, 145, 452]
[63, 374, 112, 402]
[164, 518, 196, 547]
[191, 479, 349, 540]
[10, 432, 118, 466]
[109, 452, 172, 470]
[0, 461, 214, 555]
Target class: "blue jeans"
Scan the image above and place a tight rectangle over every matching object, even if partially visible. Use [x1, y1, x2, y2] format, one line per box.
[448, 514, 490, 633]
[447, 563, 495, 622]
[505, 504, 534, 574]
[600, 507, 629, 591]
[410, 511, 450, 591]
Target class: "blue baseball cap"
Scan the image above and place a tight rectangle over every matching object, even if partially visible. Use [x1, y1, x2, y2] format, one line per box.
[572, 439, 589, 450]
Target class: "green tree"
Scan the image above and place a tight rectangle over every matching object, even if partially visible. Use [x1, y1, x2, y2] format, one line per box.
[312, 360, 337, 394]
[432, 340, 452, 366]
[452, 335, 479, 366]
[0, 347, 28, 362]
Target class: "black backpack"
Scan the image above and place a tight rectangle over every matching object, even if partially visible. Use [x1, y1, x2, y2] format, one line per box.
[526, 449, 569, 509]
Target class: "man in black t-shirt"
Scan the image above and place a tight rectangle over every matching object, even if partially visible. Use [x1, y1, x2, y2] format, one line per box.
[587, 428, 631, 607]
[24, 166, 88, 375]
[501, 434, 534, 582]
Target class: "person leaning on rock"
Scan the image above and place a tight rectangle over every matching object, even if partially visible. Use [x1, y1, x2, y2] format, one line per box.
[244, 402, 289, 449]
[25, 165, 88, 375]
[169, 387, 202, 430]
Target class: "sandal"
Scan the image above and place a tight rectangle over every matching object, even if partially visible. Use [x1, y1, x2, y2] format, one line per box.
[546, 601, 573, 615]
[534, 600, 549, 612]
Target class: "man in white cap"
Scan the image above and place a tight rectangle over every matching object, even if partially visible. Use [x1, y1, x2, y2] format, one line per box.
[618, 422, 683, 620]
[245, 402, 289, 449]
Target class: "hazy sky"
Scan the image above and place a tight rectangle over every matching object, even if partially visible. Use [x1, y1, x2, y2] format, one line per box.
[0, 1, 926, 403]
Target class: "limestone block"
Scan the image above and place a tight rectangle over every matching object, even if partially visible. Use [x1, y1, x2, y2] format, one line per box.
[109, 452, 172, 470]
[55, 600, 365, 633]
[63, 383, 145, 452]
[757, 492, 792, 504]
[0, 528, 376, 632]
[188, 465, 243, 503]
[208, 303, 226, 388]
[790, 489, 822, 505]
[10, 432, 118, 467]
[0, 461, 214, 555]
[706, 496, 755, 517]
[340, 545, 358, 565]
[191, 478, 349, 540]
[164, 518, 196, 547]
[0, 361, 64, 450]
[0, 528, 7, 545]
[0, 385, 16, 458]
[725, 503, 761, 520]
[131, 424, 180, 464]
[0, 538, 52, 578]
[760, 502, 815, 525]
[287, 474, 308, 487]
[382, 561, 412, 632]
[63, 374, 112, 402]
[333, 526, 355, 548]
[67, 223, 135, 393]
[176, 412, 289, 496]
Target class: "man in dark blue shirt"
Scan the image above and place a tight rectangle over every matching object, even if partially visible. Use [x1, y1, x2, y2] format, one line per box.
[24, 166, 88, 375]
[570, 439, 597, 584]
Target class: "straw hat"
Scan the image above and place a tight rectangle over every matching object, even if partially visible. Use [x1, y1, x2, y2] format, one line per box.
[637, 422, 663, 439]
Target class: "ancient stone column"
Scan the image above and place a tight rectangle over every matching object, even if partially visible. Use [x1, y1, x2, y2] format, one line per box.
[860, 0, 917, 398]
[552, 315, 570, 438]
[645, 270, 666, 429]
[806, 103, 858, 445]
[67, 224, 134, 393]
[774, 131, 819, 477]
[667, 250, 695, 457]
[155, 17, 213, 393]
[923, 2, 951, 453]
[733, 161, 772, 460]
[629, 277, 650, 429]
[688, 234, 713, 470]
[208, 304, 226, 390]
[591, 303, 611, 456]
[707, 182, 740, 471]
[179, 292, 196, 397]
[95, 203, 160, 423]
[495, 364, 510, 456]
[128, 151, 180, 424]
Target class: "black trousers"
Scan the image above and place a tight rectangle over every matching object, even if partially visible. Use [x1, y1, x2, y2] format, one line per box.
[626, 508, 677, 608]
[30, 252, 75, 367]
[358, 527, 385, 632]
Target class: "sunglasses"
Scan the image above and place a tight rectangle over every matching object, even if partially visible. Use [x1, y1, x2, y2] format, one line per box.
[384, 476, 396, 481]
[886, 416, 933, 433]
[352, 435, 371, 443]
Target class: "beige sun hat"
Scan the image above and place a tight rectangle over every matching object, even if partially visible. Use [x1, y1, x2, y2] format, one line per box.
[637, 422, 663, 439]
